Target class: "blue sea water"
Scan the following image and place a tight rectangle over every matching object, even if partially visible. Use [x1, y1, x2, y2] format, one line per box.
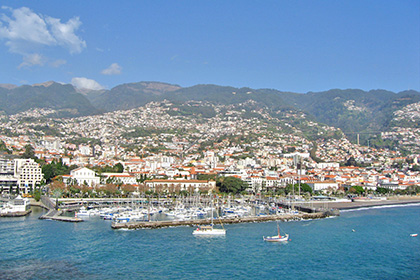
[0, 204, 419, 280]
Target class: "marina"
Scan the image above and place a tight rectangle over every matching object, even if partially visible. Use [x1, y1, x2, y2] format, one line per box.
[53, 195, 341, 229]
[4, 195, 418, 228]
[0, 203, 419, 279]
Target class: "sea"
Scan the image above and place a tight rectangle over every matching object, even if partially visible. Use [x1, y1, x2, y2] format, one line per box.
[0, 204, 419, 280]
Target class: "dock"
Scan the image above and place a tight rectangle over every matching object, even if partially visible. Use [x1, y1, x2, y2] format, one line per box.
[39, 209, 83, 222]
[111, 211, 331, 230]
[38, 196, 83, 222]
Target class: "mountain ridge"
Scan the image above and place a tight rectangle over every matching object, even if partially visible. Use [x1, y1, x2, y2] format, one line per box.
[1, 81, 419, 139]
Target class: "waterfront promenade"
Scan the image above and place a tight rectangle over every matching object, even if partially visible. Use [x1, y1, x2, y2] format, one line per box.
[307, 196, 420, 210]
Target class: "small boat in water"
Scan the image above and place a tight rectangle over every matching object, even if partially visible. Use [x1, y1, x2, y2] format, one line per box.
[193, 225, 226, 236]
[410, 233, 418, 237]
[193, 197, 226, 236]
[263, 222, 289, 242]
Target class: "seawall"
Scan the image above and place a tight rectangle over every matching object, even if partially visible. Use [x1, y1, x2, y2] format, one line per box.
[111, 211, 331, 230]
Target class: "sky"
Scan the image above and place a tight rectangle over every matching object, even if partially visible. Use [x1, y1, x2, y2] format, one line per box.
[0, 1, 419, 93]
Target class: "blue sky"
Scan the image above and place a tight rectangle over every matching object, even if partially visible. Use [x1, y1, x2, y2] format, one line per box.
[0, 1, 419, 93]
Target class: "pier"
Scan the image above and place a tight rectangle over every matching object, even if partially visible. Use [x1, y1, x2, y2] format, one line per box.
[38, 196, 83, 222]
[111, 211, 332, 230]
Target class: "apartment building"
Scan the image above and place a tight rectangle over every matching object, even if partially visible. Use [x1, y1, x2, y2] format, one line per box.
[0, 158, 43, 194]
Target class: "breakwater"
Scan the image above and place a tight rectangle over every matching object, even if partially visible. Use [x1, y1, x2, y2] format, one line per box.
[111, 211, 332, 230]
[0, 209, 32, 217]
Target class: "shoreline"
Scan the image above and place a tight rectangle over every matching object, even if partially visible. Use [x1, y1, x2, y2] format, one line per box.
[309, 196, 420, 210]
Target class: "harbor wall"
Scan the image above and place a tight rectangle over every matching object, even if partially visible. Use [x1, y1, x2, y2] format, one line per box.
[111, 211, 331, 230]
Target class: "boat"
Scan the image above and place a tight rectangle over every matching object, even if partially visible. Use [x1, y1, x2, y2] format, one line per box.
[75, 206, 91, 217]
[263, 222, 289, 242]
[193, 225, 226, 235]
[410, 233, 418, 237]
[193, 196, 226, 236]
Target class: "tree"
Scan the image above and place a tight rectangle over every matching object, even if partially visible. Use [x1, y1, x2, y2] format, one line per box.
[22, 144, 36, 159]
[50, 180, 66, 209]
[300, 183, 313, 194]
[349, 185, 364, 195]
[0, 140, 11, 154]
[103, 184, 118, 197]
[42, 159, 75, 183]
[114, 163, 124, 173]
[217, 176, 248, 194]
[121, 184, 136, 196]
[68, 185, 81, 197]
[32, 189, 42, 201]
[376, 187, 390, 195]
[197, 174, 216, 181]
[345, 156, 357, 167]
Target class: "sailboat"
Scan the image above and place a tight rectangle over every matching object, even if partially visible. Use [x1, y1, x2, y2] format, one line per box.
[263, 222, 289, 242]
[193, 196, 226, 236]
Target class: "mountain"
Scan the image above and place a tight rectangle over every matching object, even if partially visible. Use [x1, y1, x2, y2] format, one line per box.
[86, 81, 181, 111]
[0, 80, 419, 137]
[0, 84, 18, 90]
[0, 82, 100, 117]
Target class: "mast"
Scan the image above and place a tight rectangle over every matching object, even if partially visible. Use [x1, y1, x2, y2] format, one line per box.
[211, 195, 214, 226]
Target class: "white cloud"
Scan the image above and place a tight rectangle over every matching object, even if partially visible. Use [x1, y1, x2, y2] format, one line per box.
[71, 77, 104, 90]
[0, 6, 86, 54]
[45, 16, 86, 54]
[18, 53, 44, 68]
[50, 59, 66, 68]
[101, 63, 122, 75]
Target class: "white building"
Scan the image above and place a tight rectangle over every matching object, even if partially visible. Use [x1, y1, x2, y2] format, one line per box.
[66, 167, 100, 187]
[307, 181, 339, 192]
[14, 159, 44, 193]
[0, 158, 44, 194]
[145, 179, 216, 193]
[316, 162, 340, 169]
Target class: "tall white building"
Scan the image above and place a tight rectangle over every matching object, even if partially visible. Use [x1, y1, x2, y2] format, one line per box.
[14, 159, 44, 193]
[0, 158, 44, 194]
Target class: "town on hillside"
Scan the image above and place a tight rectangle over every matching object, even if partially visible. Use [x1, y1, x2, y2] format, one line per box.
[0, 101, 419, 198]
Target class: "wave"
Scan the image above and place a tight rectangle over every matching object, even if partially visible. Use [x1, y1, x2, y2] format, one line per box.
[340, 202, 420, 212]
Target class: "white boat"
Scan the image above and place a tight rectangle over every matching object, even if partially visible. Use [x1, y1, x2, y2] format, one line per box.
[193, 197, 226, 236]
[75, 206, 90, 217]
[410, 233, 418, 237]
[193, 225, 226, 235]
[263, 222, 289, 242]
